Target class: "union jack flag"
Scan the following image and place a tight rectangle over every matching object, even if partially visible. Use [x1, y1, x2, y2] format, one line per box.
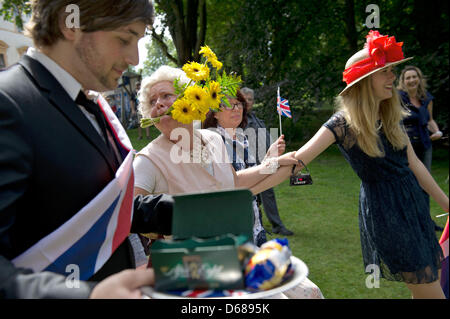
[168, 289, 250, 298]
[277, 87, 292, 118]
[440, 217, 449, 298]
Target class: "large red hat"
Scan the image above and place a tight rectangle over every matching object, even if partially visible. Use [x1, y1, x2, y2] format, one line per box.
[340, 30, 413, 96]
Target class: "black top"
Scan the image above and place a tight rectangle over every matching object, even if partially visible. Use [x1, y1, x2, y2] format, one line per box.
[400, 90, 434, 151]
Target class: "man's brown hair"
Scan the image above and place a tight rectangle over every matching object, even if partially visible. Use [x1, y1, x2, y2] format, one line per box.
[25, 0, 154, 47]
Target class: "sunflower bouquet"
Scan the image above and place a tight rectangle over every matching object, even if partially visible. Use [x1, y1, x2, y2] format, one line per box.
[140, 45, 242, 127]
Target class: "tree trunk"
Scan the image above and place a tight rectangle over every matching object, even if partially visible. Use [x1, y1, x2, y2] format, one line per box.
[344, 0, 358, 54]
[154, 0, 207, 66]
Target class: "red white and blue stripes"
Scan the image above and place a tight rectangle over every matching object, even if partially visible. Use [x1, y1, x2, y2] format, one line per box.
[12, 94, 135, 280]
[277, 87, 292, 118]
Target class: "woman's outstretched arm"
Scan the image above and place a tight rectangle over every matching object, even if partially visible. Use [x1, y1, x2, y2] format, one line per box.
[407, 139, 449, 212]
[250, 126, 336, 194]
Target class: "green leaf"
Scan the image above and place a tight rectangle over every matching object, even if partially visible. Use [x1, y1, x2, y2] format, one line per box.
[221, 97, 231, 108]
[216, 70, 242, 98]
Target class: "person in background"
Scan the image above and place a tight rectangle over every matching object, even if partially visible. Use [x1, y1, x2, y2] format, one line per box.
[241, 87, 294, 236]
[397, 66, 444, 232]
[397, 65, 443, 172]
[203, 90, 287, 246]
[131, 81, 151, 140]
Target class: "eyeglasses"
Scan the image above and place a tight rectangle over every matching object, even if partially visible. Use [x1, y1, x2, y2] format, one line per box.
[221, 102, 244, 110]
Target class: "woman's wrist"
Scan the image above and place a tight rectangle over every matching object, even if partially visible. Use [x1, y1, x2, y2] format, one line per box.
[431, 130, 443, 140]
[260, 157, 280, 174]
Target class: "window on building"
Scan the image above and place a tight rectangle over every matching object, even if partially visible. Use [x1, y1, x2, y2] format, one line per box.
[0, 40, 9, 69]
[0, 53, 6, 69]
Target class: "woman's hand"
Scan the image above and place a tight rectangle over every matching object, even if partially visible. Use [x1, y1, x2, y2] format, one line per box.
[276, 151, 299, 166]
[266, 135, 286, 157]
[430, 130, 443, 141]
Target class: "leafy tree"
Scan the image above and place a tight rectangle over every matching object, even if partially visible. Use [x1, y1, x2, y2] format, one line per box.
[204, 0, 448, 135]
[0, 0, 31, 30]
[2, 0, 448, 132]
[152, 0, 207, 65]
[205, 0, 350, 132]
[140, 36, 177, 77]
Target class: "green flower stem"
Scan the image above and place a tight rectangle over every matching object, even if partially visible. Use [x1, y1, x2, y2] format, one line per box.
[140, 107, 173, 128]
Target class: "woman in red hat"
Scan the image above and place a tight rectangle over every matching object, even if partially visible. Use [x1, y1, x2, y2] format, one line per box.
[258, 31, 448, 298]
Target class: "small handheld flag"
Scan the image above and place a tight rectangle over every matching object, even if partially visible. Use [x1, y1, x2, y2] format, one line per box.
[277, 87, 291, 136]
[277, 88, 292, 119]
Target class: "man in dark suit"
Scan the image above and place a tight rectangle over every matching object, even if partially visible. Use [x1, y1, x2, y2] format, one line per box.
[0, 0, 172, 298]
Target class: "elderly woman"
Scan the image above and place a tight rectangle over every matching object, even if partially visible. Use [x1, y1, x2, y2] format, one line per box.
[133, 65, 295, 244]
[133, 65, 324, 299]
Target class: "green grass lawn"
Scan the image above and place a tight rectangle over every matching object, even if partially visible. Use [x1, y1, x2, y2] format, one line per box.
[127, 127, 449, 299]
[264, 145, 449, 299]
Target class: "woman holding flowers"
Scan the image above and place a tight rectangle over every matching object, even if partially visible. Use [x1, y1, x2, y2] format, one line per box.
[132, 47, 324, 299]
[133, 48, 296, 246]
[262, 31, 448, 298]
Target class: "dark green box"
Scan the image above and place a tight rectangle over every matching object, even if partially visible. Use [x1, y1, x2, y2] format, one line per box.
[151, 189, 254, 291]
[171, 189, 254, 240]
[152, 235, 246, 291]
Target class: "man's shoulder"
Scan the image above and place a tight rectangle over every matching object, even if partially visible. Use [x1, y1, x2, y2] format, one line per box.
[0, 63, 28, 91]
[0, 64, 31, 109]
[0, 61, 40, 96]
[0, 63, 58, 128]
[246, 112, 266, 128]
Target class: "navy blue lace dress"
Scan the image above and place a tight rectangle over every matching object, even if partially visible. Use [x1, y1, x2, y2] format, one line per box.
[324, 112, 443, 283]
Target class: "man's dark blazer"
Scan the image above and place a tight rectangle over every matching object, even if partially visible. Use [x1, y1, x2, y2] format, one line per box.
[0, 56, 170, 298]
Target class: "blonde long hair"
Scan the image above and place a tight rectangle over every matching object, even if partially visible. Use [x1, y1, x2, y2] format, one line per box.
[336, 77, 409, 157]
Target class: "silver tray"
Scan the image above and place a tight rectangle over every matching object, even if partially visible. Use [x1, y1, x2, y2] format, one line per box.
[141, 256, 308, 299]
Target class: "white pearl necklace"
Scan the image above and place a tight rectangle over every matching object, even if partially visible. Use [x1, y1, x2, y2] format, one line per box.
[191, 142, 211, 167]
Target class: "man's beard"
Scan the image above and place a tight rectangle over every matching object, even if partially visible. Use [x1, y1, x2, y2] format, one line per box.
[74, 36, 117, 91]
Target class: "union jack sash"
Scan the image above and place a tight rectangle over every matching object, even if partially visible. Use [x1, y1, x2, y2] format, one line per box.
[12, 94, 135, 280]
[440, 217, 449, 298]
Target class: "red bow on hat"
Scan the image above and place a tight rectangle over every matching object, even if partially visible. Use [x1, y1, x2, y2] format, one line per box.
[343, 30, 405, 85]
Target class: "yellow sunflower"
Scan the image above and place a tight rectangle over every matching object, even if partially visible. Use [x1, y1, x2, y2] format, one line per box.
[209, 58, 223, 70]
[182, 62, 210, 81]
[206, 81, 223, 110]
[183, 85, 210, 113]
[199, 45, 217, 61]
[193, 108, 208, 122]
[170, 98, 196, 124]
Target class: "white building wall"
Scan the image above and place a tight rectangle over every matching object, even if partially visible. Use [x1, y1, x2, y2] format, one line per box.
[0, 16, 33, 67]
